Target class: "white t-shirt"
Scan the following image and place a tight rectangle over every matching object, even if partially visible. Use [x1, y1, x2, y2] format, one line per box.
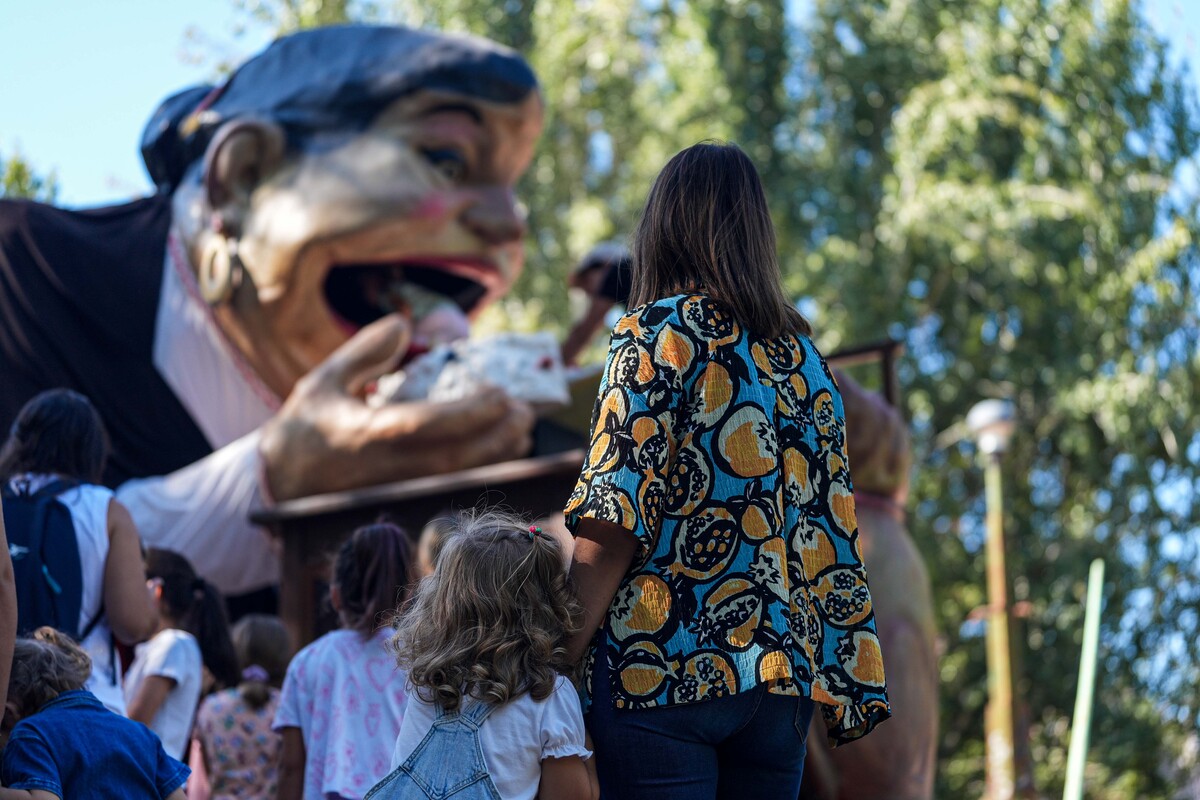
[124, 627, 203, 759]
[273, 628, 408, 800]
[390, 675, 591, 800]
[8, 475, 124, 715]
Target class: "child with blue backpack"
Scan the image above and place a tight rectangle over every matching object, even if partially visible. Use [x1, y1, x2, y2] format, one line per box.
[370, 510, 596, 800]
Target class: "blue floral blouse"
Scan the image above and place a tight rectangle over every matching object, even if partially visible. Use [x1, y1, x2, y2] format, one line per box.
[565, 294, 891, 745]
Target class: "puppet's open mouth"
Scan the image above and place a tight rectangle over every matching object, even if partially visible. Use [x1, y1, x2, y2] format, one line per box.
[322, 262, 491, 333]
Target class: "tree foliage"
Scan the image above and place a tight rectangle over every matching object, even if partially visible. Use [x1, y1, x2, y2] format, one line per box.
[210, 1, 1199, 794]
[800, 2, 1199, 796]
[0, 149, 58, 202]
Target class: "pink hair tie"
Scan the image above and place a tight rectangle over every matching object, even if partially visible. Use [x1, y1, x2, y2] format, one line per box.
[528, 525, 541, 540]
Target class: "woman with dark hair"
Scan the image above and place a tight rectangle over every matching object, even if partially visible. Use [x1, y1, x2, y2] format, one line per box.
[274, 522, 413, 800]
[565, 142, 891, 798]
[126, 548, 238, 760]
[0, 389, 155, 715]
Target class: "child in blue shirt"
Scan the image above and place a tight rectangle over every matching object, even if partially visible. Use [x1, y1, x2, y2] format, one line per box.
[0, 627, 189, 800]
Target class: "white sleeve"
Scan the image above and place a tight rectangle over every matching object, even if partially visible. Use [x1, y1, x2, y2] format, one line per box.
[141, 632, 198, 684]
[117, 430, 280, 596]
[540, 677, 592, 761]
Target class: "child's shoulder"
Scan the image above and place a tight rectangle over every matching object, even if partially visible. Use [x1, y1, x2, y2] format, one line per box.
[505, 675, 579, 716]
[150, 627, 198, 650]
[540, 675, 580, 708]
[291, 628, 377, 665]
[198, 686, 243, 714]
[14, 690, 154, 741]
[546, 673, 576, 697]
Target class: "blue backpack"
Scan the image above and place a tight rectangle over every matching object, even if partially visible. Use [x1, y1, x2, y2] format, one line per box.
[2, 478, 97, 640]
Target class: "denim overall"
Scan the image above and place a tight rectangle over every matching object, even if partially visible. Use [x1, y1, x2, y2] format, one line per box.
[366, 699, 501, 800]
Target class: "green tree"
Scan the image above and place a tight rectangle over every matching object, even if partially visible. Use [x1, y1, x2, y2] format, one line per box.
[797, 0, 1200, 796]
[0, 149, 58, 202]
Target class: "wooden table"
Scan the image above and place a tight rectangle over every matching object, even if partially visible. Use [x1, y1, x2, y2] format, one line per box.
[251, 449, 585, 647]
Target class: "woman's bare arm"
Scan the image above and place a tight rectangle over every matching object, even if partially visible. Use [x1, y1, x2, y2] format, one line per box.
[566, 518, 639, 666]
[0, 501, 16, 712]
[103, 499, 156, 644]
[538, 755, 598, 800]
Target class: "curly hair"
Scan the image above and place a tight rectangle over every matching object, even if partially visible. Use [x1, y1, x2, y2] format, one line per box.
[7, 627, 92, 716]
[390, 509, 581, 711]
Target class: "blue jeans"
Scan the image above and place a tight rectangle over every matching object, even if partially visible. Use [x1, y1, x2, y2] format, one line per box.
[586, 659, 815, 800]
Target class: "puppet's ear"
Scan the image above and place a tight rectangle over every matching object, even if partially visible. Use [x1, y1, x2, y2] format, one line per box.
[202, 118, 286, 228]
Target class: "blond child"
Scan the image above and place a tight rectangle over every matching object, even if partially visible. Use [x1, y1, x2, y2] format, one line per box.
[369, 510, 597, 800]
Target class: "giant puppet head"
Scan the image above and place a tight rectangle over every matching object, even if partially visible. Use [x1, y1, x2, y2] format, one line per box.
[143, 25, 544, 398]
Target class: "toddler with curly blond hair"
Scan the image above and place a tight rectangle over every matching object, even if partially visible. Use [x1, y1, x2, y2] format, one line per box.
[368, 510, 597, 800]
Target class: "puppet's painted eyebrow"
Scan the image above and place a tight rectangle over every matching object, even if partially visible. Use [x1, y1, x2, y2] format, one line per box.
[422, 102, 484, 124]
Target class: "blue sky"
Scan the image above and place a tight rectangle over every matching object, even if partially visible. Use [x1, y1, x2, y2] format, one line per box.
[1, 1, 1197, 207]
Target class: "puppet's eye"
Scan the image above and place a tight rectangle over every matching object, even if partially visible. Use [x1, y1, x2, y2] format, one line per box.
[421, 148, 466, 183]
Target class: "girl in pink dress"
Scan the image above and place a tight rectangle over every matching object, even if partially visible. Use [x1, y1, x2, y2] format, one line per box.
[274, 523, 413, 800]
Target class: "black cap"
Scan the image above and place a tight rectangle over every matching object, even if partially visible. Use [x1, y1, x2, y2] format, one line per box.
[141, 24, 539, 191]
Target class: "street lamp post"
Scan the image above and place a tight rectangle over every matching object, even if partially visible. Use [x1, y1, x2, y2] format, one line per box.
[966, 399, 1025, 800]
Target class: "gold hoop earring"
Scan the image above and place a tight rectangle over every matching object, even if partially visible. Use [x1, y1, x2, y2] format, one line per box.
[198, 235, 244, 305]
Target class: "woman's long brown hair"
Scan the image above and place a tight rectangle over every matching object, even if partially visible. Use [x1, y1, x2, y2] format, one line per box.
[629, 141, 811, 339]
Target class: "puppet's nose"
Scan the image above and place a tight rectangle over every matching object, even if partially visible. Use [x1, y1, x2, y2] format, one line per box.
[462, 187, 526, 245]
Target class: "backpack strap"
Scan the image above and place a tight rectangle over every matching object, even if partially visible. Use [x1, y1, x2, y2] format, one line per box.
[25, 478, 84, 607]
[79, 607, 105, 641]
[77, 606, 119, 686]
[30, 478, 81, 501]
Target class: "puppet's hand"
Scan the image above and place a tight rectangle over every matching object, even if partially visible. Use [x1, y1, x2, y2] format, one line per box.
[258, 315, 535, 501]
